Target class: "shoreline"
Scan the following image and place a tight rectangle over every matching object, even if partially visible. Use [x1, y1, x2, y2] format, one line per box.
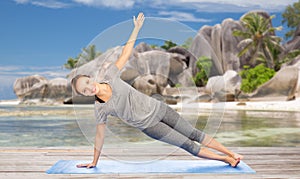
[1, 98, 300, 112]
[172, 99, 300, 112]
[0, 99, 20, 105]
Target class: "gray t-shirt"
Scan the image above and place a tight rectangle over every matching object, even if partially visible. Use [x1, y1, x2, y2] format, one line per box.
[94, 63, 167, 130]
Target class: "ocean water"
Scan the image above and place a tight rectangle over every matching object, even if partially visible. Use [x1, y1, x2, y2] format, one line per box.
[0, 104, 299, 147]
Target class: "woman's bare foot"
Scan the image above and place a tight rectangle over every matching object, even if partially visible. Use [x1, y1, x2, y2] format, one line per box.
[224, 156, 240, 168]
[230, 152, 244, 160]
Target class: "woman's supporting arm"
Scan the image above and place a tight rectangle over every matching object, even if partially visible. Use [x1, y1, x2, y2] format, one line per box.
[91, 124, 106, 166]
[115, 12, 144, 70]
[76, 124, 106, 168]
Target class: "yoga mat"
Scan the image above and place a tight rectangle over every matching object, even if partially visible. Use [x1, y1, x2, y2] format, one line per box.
[46, 160, 256, 174]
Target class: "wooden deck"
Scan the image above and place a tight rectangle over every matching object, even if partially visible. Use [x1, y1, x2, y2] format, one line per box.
[0, 146, 299, 178]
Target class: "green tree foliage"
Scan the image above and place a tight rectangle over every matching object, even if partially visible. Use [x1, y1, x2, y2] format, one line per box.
[64, 45, 101, 70]
[282, 0, 300, 39]
[150, 38, 192, 50]
[275, 49, 300, 71]
[150, 44, 158, 49]
[239, 64, 275, 93]
[64, 58, 78, 70]
[193, 56, 212, 87]
[78, 45, 101, 65]
[161, 40, 177, 50]
[233, 12, 282, 69]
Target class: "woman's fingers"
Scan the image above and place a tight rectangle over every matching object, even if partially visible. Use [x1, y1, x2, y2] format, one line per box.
[76, 163, 96, 168]
[138, 13, 144, 22]
[134, 12, 144, 29]
[76, 163, 88, 168]
[138, 12, 144, 19]
[134, 13, 144, 22]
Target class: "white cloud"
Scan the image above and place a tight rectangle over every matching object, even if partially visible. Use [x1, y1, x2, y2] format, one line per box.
[13, 0, 70, 9]
[32, 1, 70, 8]
[0, 65, 69, 79]
[14, 0, 29, 3]
[0, 66, 22, 72]
[13, 0, 298, 12]
[150, 0, 299, 12]
[72, 0, 135, 9]
[158, 11, 211, 22]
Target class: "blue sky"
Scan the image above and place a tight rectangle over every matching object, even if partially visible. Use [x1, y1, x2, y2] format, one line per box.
[0, 0, 298, 100]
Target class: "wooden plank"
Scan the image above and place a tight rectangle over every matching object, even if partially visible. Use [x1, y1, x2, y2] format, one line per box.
[0, 147, 299, 178]
[0, 173, 259, 179]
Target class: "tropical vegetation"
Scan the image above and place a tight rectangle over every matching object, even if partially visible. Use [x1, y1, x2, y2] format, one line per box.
[193, 56, 212, 87]
[64, 45, 101, 70]
[239, 64, 275, 93]
[233, 10, 300, 93]
[282, 0, 300, 40]
[160, 40, 177, 50]
[233, 12, 282, 69]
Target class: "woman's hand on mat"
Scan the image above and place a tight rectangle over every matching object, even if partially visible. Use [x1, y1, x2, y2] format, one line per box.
[76, 162, 96, 168]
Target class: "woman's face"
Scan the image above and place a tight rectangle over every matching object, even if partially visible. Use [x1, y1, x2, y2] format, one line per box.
[75, 76, 99, 96]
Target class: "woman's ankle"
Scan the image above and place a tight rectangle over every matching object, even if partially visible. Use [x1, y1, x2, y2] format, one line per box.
[224, 156, 240, 168]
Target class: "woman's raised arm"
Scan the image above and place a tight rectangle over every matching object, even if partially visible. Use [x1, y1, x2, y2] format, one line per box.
[115, 12, 144, 70]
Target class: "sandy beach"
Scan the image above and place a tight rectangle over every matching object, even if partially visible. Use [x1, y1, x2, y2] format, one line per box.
[172, 99, 300, 112]
[1, 98, 300, 112]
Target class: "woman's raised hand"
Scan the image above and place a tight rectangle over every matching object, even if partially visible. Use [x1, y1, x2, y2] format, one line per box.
[133, 12, 145, 30]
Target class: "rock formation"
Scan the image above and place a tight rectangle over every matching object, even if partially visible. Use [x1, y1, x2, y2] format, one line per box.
[190, 11, 275, 76]
[69, 45, 194, 100]
[14, 75, 48, 101]
[13, 11, 300, 104]
[13, 75, 71, 104]
[205, 70, 242, 102]
[240, 66, 299, 101]
[282, 24, 300, 57]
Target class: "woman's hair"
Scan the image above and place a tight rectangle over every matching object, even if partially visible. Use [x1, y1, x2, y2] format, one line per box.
[71, 74, 90, 95]
[71, 75, 105, 103]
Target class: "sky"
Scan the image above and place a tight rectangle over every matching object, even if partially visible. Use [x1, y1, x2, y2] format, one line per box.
[0, 0, 298, 100]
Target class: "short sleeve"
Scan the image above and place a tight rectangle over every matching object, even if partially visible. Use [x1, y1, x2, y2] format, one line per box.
[94, 105, 108, 124]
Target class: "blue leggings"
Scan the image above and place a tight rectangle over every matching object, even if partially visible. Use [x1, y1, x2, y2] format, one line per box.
[142, 106, 205, 156]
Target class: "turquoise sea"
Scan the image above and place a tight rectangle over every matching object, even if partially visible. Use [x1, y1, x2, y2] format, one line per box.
[0, 104, 299, 147]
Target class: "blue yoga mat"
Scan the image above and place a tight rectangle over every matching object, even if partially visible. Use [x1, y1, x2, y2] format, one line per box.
[46, 160, 255, 174]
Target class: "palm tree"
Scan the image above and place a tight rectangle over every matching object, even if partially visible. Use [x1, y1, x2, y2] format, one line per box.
[64, 58, 78, 70]
[282, 0, 300, 40]
[161, 40, 177, 50]
[64, 45, 101, 69]
[77, 45, 102, 65]
[233, 12, 282, 69]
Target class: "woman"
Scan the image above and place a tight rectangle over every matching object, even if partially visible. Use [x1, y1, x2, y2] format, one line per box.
[72, 12, 243, 169]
